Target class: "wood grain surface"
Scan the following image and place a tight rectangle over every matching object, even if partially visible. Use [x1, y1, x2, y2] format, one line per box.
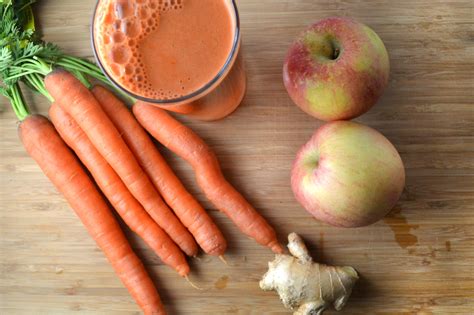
[1, 0, 473, 314]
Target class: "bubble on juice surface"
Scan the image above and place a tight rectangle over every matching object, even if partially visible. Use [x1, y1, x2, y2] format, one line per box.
[95, 0, 186, 99]
[110, 46, 130, 64]
[139, 7, 148, 18]
[114, 0, 133, 19]
[113, 20, 121, 30]
[112, 31, 125, 42]
[124, 65, 133, 75]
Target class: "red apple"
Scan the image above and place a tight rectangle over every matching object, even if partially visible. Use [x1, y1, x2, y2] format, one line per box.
[291, 121, 405, 227]
[283, 17, 390, 121]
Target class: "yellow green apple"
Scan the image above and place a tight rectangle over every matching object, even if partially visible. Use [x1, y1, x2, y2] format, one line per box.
[283, 17, 390, 121]
[291, 121, 405, 227]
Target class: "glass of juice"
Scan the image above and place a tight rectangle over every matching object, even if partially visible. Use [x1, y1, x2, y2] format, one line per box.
[92, 0, 246, 121]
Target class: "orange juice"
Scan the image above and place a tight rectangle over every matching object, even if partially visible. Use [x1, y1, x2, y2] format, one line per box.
[93, 0, 245, 120]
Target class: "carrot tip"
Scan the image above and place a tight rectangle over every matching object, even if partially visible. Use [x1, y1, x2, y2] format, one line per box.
[219, 255, 229, 266]
[185, 275, 204, 291]
[270, 242, 284, 254]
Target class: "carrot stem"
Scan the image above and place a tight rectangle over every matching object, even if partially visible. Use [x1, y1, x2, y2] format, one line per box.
[1, 83, 30, 121]
[23, 73, 53, 101]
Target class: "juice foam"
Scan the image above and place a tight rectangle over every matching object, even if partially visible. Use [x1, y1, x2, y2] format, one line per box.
[94, 0, 235, 100]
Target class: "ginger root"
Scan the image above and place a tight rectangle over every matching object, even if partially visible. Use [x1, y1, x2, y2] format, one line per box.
[260, 233, 358, 315]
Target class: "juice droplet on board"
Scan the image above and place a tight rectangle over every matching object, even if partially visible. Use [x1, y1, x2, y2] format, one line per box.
[384, 207, 419, 249]
[214, 275, 229, 290]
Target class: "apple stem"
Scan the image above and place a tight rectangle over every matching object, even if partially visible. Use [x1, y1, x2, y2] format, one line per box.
[333, 47, 340, 60]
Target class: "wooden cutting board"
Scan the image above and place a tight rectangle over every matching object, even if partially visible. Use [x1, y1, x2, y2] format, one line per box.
[1, 0, 473, 314]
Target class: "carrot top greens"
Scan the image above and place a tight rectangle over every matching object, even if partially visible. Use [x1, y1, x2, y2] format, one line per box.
[0, 0, 120, 120]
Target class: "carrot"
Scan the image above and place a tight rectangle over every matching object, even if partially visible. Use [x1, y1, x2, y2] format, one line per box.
[19, 115, 165, 315]
[49, 103, 189, 276]
[44, 70, 198, 257]
[92, 86, 227, 256]
[133, 102, 283, 253]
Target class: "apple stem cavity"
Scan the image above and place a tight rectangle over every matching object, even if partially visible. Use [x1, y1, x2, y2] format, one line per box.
[332, 46, 340, 60]
[303, 32, 341, 62]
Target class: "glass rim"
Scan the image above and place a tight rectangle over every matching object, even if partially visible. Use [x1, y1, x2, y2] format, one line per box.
[90, 0, 241, 105]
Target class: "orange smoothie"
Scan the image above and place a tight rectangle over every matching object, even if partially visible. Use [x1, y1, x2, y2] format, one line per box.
[93, 0, 242, 110]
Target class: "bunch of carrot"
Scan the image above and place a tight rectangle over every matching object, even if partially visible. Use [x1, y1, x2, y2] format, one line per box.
[0, 2, 282, 313]
[8, 68, 282, 314]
